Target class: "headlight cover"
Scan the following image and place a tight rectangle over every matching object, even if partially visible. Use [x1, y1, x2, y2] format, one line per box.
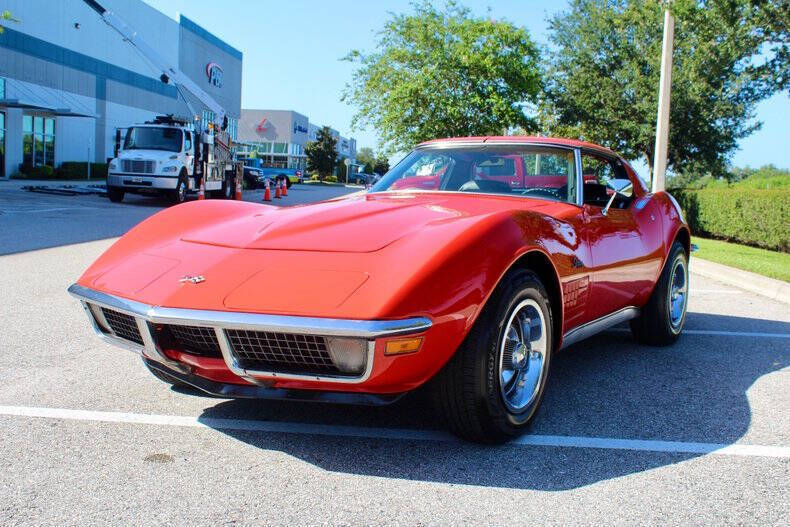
[325, 337, 368, 374]
[162, 165, 179, 173]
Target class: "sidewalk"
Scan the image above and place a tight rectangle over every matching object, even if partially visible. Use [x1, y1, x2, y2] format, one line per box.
[0, 179, 104, 190]
[691, 256, 790, 304]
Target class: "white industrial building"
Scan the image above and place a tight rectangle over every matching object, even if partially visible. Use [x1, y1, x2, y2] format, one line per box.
[0, 0, 242, 178]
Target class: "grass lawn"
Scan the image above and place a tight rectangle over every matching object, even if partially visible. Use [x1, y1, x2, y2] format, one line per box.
[302, 180, 346, 186]
[692, 237, 790, 282]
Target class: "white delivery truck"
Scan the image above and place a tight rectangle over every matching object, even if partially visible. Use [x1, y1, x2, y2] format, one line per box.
[107, 115, 237, 204]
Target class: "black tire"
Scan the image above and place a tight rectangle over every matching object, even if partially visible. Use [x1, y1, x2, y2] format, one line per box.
[433, 268, 554, 443]
[170, 171, 188, 205]
[145, 361, 191, 389]
[630, 241, 689, 345]
[107, 186, 124, 203]
[220, 176, 235, 199]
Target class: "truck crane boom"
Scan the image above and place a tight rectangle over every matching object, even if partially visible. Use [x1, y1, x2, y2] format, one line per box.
[82, 0, 228, 130]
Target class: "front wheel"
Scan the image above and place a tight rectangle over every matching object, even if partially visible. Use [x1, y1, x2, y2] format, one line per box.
[170, 173, 188, 205]
[433, 268, 554, 443]
[630, 241, 689, 345]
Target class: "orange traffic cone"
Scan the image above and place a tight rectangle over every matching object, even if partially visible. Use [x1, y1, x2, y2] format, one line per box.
[274, 180, 281, 199]
[198, 178, 205, 200]
[263, 179, 271, 202]
[282, 179, 288, 196]
[235, 173, 242, 200]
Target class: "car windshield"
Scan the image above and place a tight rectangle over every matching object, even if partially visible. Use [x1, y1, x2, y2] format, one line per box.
[123, 127, 183, 152]
[370, 145, 578, 203]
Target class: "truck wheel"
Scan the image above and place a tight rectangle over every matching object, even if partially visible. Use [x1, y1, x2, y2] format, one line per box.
[222, 176, 235, 199]
[170, 172, 188, 205]
[107, 187, 125, 203]
[433, 268, 554, 443]
[630, 241, 689, 345]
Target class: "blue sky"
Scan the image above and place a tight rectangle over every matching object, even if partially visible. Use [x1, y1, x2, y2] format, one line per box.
[144, 0, 788, 170]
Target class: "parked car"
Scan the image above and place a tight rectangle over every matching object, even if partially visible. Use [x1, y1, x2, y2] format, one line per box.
[348, 172, 374, 185]
[69, 136, 690, 443]
[242, 166, 268, 189]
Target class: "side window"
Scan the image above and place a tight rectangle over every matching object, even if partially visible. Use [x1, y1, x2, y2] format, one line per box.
[581, 152, 633, 208]
[184, 132, 192, 152]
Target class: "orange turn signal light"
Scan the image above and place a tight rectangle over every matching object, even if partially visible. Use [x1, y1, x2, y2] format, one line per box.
[384, 337, 424, 356]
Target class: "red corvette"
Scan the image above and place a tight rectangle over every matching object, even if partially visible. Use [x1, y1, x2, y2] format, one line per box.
[69, 136, 690, 443]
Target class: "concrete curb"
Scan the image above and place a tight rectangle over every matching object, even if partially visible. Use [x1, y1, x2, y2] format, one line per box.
[691, 256, 790, 305]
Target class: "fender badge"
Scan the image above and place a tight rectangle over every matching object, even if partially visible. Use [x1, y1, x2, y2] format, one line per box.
[179, 275, 205, 284]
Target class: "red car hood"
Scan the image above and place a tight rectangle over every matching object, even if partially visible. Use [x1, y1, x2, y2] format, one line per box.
[180, 193, 466, 252]
[81, 192, 565, 317]
[181, 192, 560, 252]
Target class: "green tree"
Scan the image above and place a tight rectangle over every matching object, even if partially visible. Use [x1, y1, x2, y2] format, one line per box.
[363, 162, 375, 174]
[373, 156, 390, 175]
[0, 10, 18, 33]
[541, 0, 785, 181]
[356, 146, 376, 167]
[305, 126, 338, 181]
[342, 1, 542, 155]
[747, 0, 789, 93]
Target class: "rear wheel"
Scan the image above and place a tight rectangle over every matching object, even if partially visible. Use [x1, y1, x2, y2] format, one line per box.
[222, 175, 235, 199]
[433, 268, 554, 443]
[107, 186, 124, 203]
[630, 241, 689, 345]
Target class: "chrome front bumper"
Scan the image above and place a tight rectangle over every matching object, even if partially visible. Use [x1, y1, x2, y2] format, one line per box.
[107, 173, 179, 190]
[68, 284, 432, 385]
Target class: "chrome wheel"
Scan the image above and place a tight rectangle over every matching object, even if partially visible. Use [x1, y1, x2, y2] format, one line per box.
[499, 299, 548, 413]
[667, 255, 688, 332]
[177, 180, 187, 202]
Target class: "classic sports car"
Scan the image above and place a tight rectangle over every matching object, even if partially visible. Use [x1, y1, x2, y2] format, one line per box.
[69, 136, 690, 443]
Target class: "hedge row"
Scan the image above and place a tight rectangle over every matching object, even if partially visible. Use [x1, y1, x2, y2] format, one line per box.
[673, 188, 789, 252]
[16, 162, 107, 180]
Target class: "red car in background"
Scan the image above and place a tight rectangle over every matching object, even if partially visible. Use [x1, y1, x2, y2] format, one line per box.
[69, 136, 690, 443]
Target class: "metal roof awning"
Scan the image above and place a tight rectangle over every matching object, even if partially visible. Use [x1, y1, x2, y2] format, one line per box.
[0, 99, 98, 118]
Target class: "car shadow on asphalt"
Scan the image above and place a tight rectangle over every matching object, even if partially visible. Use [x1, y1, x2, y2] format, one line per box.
[196, 312, 789, 490]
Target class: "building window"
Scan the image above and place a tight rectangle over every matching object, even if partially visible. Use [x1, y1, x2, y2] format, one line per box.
[227, 117, 237, 141]
[0, 78, 5, 99]
[273, 142, 287, 154]
[0, 112, 5, 177]
[200, 110, 215, 132]
[23, 115, 56, 168]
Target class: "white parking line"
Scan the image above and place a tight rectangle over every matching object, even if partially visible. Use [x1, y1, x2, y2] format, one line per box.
[608, 328, 790, 339]
[1, 405, 788, 459]
[689, 289, 740, 294]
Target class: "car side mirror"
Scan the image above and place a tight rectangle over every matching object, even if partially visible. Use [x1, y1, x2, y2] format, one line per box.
[602, 178, 633, 216]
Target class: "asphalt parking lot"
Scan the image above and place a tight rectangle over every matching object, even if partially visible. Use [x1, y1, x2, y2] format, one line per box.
[1, 184, 788, 525]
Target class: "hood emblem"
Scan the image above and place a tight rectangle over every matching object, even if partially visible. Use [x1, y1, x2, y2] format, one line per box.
[180, 275, 205, 284]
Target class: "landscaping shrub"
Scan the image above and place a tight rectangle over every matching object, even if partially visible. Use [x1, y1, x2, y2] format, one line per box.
[673, 188, 790, 252]
[326, 175, 338, 182]
[15, 164, 54, 179]
[54, 162, 108, 180]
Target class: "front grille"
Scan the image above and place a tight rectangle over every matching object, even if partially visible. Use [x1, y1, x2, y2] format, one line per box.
[101, 308, 144, 345]
[161, 325, 222, 358]
[121, 160, 155, 174]
[225, 330, 341, 375]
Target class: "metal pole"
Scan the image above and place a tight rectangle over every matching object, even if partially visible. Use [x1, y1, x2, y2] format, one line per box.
[87, 138, 91, 181]
[652, 5, 674, 193]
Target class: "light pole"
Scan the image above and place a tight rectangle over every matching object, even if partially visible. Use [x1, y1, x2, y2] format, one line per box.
[652, 2, 674, 193]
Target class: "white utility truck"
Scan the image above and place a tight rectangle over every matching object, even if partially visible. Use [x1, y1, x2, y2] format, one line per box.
[84, 0, 241, 204]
